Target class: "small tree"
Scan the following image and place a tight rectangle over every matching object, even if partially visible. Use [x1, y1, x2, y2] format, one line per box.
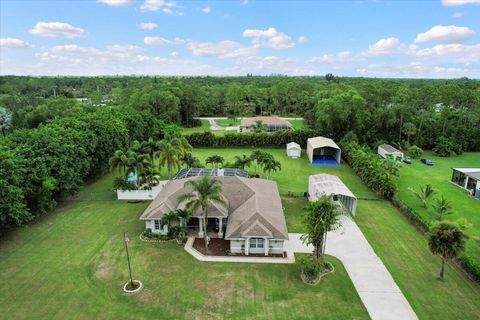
[262, 158, 281, 179]
[409, 145, 423, 159]
[205, 155, 224, 168]
[233, 154, 252, 170]
[161, 209, 191, 244]
[410, 184, 436, 208]
[427, 221, 467, 280]
[181, 152, 201, 168]
[433, 196, 452, 220]
[301, 196, 341, 260]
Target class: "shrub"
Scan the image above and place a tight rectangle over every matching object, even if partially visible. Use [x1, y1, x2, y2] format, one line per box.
[409, 145, 423, 159]
[433, 137, 462, 157]
[113, 177, 137, 191]
[297, 255, 324, 278]
[141, 229, 173, 240]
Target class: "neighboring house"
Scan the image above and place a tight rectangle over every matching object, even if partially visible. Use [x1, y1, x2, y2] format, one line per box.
[139, 172, 289, 255]
[377, 144, 404, 162]
[286, 142, 301, 159]
[308, 174, 357, 215]
[307, 136, 341, 166]
[451, 168, 480, 199]
[239, 116, 292, 132]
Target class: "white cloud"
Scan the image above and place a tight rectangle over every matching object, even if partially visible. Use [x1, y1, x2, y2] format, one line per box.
[51, 44, 103, 56]
[414, 25, 475, 44]
[29, 22, 86, 38]
[201, 7, 211, 13]
[0, 38, 31, 48]
[144, 36, 185, 45]
[452, 12, 464, 18]
[187, 40, 256, 58]
[106, 45, 143, 52]
[138, 22, 158, 30]
[170, 51, 178, 57]
[441, 0, 480, 6]
[98, 0, 134, 6]
[140, 0, 178, 13]
[297, 36, 308, 44]
[243, 27, 295, 49]
[357, 61, 479, 78]
[416, 43, 480, 63]
[367, 37, 405, 55]
[307, 51, 353, 63]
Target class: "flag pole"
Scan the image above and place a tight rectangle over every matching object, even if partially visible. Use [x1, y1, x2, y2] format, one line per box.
[124, 232, 134, 286]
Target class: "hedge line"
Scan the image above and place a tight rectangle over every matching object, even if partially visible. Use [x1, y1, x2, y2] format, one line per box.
[0, 107, 164, 233]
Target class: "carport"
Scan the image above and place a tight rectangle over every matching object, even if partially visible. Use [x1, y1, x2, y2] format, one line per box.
[307, 136, 341, 166]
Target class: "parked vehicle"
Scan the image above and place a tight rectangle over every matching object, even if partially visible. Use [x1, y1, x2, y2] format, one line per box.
[421, 158, 434, 166]
[403, 157, 412, 164]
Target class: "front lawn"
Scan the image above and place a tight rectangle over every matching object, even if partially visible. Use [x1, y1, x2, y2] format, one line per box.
[215, 118, 241, 127]
[288, 119, 304, 130]
[0, 173, 369, 320]
[398, 152, 480, 272]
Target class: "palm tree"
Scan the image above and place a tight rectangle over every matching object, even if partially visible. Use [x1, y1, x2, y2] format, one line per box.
[233, 154, 252, 170]
[177, 176, 227, 252]
[126, 151, 151, 178]
[427, 221, 467, 280]
[205, 155, 224, 168]
[130, 140, 150, 155]
[250, 149, 273, 175]
[142, 166, 160, 187]
[160, 209, 191, 244]
[155, 140, 181, 179]
[167, 136, 192, 158]
[252, 120, 267, 133]
[262, 158, 281, 179]
[181, 152, 201, 169]
[301, 196, 341, 260]
[145, 137, 159, 164]
[109, 150, 130, 177]
[409, 184, 436, 208]
[433, 196, 452, 220]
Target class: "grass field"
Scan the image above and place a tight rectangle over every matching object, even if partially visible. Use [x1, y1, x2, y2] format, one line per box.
[215, 118, 241, 127]
[288, 119, 304, 130]
[181, 120, 211, 134]
[398, 152, 480, 269]
[0, 172, 369, 320]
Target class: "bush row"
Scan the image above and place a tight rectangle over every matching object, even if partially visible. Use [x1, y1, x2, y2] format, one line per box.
[340, 140, 398, 199]
[185, 129, 319, 148]
[0, 107, 164, 233]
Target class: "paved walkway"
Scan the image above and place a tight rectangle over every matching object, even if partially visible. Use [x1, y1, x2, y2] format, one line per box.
[184, 237, 294, 263]
[285, 216, 418, 320]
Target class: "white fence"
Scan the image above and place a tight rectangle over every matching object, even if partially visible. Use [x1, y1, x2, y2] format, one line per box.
[117, 181, 168, 200]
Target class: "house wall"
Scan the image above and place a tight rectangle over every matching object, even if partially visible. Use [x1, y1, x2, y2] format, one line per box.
[229, 238, 284, 255]
[145, 220, 168, 235]
[230, 239, 245, 253]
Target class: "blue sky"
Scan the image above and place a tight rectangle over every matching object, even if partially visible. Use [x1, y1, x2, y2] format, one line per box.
[1, 0, 479, 77]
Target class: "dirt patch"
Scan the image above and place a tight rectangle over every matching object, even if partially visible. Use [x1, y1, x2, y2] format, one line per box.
[138, 288, 161, 305]
[94, 261, 113, 279]
[193, 272, 237, 308]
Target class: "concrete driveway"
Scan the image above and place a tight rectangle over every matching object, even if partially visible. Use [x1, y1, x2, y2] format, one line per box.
[285, 216, 418, 320]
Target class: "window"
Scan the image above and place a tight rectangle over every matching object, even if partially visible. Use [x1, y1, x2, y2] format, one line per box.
[249, 238, 265, 248]
[154, 220, 160, 230]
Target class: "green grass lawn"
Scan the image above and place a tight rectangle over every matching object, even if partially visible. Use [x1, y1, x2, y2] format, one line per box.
[0, 173, 369, 320]
[288, 119, 304, 130]
[181, 119, 211, 134]
[215, 118, 241, 127]
[398, 152, 480, 270]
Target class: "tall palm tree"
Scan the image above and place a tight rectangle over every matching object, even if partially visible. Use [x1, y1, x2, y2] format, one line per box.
[126, 151, 151, 178]
[250, 149, 272, 175]
[177, 176, 227, 252]
[155, 140, 181, 179]
[233, 154, 252, 170]
[409, 184, 436, 208]
[142, 166, 160, 187]
[433, 196, 452, 220]
[167, 136, 192, 158]
[145, 137, 159, 164]
[130, 140, 150, 156]
[109, 150, 130, 177]
[262, 158, 281, 179]
[301, 196, 341, 260]
[181, 152, 201, 169]
[427, 221, 467, 280]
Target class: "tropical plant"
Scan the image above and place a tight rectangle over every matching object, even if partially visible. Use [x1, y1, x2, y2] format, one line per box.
[109, 150, 130, 177]
[233, 154, 252, 170]
[262, 158, 281, 179]
[160, 209, 191, 244]
[383, 157, 400, 177]
[177, 176, 227, 252]
[205, 155, 224, 168]
[112, 176, 136, 191]
[250, 149, 273, 175]
[155, 140, 181, 179]
[180, 152, 202, 169]
[410, 184, 436, 208]
[166, 135, 192, 158]
[252, 120, 267, 133]
[130, 140, 150, 156]
[433, 196, 452, 220]
[142, 166, 160, 186]
[301, 196, 341, 260]
[403, 122, 417, 146]
[427, 221, 468, 280]
[126, 151, 151, 178]
[409, 145, 423, 159]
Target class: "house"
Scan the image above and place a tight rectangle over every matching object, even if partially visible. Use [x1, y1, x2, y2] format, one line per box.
[451, 168, 480, 199]
[139, 172, 289, 256]
[286, 142, 301, 159]
[239, 116, 292, 132]
[307, 136, 341, 166]
[308, 174, 357, 215]
[377, 144, 404, 162]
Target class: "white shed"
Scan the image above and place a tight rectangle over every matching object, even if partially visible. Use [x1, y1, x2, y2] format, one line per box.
[377, 144, 403, 161]
[286, 142, 301, 158]
[308, 174, 357, 215]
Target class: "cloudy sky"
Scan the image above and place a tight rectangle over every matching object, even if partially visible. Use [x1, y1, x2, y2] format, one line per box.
[1, 0, 479, 78]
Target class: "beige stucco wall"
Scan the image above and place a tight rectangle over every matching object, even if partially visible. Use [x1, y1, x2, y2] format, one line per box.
[145, 220, 168, 235]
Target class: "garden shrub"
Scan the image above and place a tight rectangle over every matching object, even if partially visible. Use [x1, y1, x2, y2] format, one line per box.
[113, 177, 137, 191]
[409, 145, 423, 159]
[433, 137, 463, 157]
